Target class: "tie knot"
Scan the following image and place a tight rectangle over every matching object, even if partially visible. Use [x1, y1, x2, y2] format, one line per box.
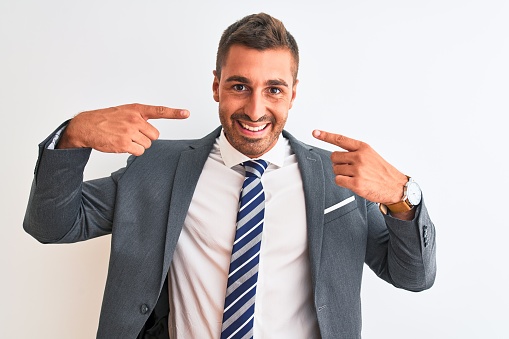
[242, 160, 268, 178]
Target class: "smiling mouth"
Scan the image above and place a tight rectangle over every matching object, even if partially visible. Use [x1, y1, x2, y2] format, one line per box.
[239, 121, 268, 132]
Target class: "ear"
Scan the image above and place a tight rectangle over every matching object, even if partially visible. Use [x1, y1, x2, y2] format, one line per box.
[289, 79, 299, 109]
[212, 70, 220, 102]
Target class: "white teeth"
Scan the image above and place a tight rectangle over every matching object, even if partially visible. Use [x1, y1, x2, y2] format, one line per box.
[240, 122, 267, 132]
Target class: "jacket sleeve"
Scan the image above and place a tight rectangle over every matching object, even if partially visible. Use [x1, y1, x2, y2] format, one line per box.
[364, 198, 437, 291]
[23, 123, 131, 244]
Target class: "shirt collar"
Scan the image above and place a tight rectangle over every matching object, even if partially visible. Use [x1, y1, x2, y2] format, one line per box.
[219, 129, 286, 169]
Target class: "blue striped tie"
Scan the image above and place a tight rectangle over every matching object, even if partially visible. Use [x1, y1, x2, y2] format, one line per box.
[221, 159, 269, 339]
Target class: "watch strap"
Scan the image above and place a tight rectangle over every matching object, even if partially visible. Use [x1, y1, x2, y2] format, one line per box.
[385, 200, 413, 213]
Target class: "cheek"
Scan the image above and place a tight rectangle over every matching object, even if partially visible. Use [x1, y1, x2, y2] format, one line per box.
[220, 97, 245, 114]
[273, 94, 293, 111]
[276, 112, 289, 125]
[271, 103, 290, 122]
[218, 102, 238, 125]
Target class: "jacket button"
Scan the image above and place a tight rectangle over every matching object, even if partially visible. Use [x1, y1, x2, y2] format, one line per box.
[140, 304, 149, 314]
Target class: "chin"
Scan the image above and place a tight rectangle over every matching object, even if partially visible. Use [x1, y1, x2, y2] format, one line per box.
[234, 138, 274, 158]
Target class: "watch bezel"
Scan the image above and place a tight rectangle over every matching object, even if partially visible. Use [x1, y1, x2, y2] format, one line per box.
[406, 179, 422, 206]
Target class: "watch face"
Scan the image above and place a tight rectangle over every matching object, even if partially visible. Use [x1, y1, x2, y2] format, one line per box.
[406, 181, 422, 206]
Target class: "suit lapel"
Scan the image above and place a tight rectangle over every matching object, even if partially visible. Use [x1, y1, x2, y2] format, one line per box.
[161, 127, 221, 284]
[284, 131, 325, 287]
[160, 128, 326, 288]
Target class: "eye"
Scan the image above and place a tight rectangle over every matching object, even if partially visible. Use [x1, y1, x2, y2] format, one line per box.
[232, 84, 247, 91]
[269, 87, 281, 94]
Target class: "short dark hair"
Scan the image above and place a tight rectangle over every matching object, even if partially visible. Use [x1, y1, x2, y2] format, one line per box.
[215, 13, 299, 81]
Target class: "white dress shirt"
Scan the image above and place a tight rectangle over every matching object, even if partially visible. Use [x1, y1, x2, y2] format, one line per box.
[168, 130, 320, 338]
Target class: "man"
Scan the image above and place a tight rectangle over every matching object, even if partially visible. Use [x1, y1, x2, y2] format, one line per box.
[24, 13, 436, 339]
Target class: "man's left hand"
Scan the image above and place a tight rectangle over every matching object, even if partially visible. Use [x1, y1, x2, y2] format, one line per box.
[312, 129, 408, 206]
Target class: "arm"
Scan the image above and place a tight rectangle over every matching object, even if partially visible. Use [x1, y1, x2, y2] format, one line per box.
[23, 125, 120, 243]
[313, 129, 436, 291]
[365, 198, 436, 291]
[24, 103, 189, 244]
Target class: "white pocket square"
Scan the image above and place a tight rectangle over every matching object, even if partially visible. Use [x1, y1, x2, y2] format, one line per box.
[324, 196, 356, 215]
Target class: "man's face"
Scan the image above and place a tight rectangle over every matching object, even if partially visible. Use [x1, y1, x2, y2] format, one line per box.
[213, 44, 298, 158]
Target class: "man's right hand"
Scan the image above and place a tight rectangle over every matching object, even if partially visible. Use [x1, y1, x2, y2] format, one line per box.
[57, 103, 190, 156]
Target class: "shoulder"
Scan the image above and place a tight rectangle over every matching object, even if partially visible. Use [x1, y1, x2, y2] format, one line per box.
[120, 127, 221, 173]
[282, 130, 332, 163]
[150, 139, 195, 152]
[144, 127, 222, 158]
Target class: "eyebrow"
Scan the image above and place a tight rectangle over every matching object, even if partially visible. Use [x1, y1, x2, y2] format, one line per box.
[225, 76, 251, 84]
[267, 79, 289, 87]
[225, 76, 289, 88]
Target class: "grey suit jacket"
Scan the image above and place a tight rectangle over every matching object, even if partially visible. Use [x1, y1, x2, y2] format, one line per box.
[24, 125, 436, 339]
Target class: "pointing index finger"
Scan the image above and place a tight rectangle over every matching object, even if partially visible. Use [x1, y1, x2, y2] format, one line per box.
[312, 129, 361, 151]
[125, 103, 190, 120]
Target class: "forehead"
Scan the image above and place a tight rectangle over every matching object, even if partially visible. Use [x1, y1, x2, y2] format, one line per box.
[221, 45, 295, 83]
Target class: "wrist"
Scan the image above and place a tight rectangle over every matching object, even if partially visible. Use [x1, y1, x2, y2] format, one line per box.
[384, 174, 411, 205]
[56, 131, 78, 149]
[55, 119, 85, 149]
[379, 176, 422, 215]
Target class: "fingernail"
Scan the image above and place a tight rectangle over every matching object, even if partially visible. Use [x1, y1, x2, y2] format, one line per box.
[313, 130, 321, 137]
[180, 110, 189, 117]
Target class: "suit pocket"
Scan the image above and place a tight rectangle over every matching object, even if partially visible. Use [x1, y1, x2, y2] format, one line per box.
[324, 196, 358, 224]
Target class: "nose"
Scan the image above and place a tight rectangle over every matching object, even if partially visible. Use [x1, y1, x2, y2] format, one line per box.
[244, 91, 266, 122]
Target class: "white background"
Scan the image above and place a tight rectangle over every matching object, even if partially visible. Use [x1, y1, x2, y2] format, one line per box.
[1, 1, 508, 338]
